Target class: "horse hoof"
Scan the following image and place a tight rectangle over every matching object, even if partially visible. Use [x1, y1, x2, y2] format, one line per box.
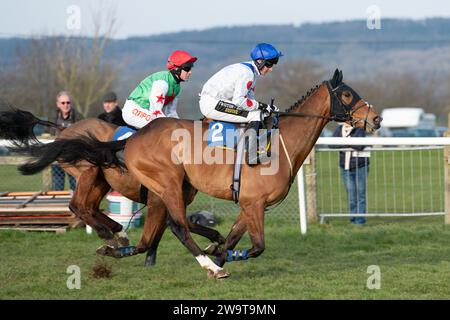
[96, 245, 115, 257]
[215, 269, 230, 279]
[207, 269, 230, 279]
[115, 231, 130, 247]
[117, 237, 130, 247]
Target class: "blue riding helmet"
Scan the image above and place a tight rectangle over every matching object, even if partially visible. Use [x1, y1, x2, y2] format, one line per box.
[250, 43, 283, 70]
[251, 43, 283, 61]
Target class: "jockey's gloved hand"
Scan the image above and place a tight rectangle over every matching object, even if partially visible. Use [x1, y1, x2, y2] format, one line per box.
[258, 102, 279, 114]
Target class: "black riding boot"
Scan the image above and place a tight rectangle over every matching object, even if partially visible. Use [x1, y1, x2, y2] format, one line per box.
[246, 121, 266, 166]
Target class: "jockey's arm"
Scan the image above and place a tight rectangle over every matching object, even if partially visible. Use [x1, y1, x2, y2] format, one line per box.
[231, 75, 259, 112]
[164, 97, 180, 119]
[148, 80, 169, 119]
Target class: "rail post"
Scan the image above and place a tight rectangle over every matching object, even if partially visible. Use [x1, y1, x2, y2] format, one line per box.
[304, 147, 318, 221]
[445, 113, 450, 224]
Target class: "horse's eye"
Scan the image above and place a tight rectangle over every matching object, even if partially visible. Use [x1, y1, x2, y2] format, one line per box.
[343, 92, 352, 98]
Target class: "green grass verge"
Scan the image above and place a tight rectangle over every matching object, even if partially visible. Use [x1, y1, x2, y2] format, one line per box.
[1, 216, 450, 300]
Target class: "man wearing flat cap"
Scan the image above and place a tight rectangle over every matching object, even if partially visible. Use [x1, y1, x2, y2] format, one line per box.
[98, 91, 127, 126]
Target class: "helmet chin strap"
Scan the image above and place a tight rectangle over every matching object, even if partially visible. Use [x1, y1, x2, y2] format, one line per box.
[254, 59, 265, 71]
[170, 69, 183, 83]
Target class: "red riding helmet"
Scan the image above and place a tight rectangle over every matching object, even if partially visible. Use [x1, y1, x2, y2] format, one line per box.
[167, 50, 198, 70]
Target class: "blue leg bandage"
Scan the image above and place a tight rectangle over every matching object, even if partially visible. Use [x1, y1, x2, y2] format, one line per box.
[226, 249, 248, 262]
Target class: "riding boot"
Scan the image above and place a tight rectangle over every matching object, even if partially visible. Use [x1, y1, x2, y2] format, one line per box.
[246, 121, 266, 166]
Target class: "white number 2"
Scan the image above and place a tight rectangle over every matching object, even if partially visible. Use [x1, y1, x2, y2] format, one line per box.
[211, 123, 224, 143]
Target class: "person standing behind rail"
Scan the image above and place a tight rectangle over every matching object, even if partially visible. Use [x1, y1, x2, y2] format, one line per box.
[330, 122, 370, 225]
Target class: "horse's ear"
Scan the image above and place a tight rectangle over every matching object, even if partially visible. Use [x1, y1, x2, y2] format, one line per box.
[338, 70, 343, 84]
[331, 69, 339, 87]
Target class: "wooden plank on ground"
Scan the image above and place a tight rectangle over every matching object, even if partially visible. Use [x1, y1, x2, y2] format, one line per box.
[0, 212, 73, 217]
[0, 207, 70, 213]
[0, 225, 68, 233]
[0, 217, 80, 225]
[5, 191, 71, 197]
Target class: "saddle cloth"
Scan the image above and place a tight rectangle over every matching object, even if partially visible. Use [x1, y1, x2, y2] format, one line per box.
[112, 126, 137, 141]
[206, 120, 272, 153]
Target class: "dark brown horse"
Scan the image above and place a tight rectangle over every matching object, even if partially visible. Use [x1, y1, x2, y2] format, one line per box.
[20, 69, 381, 279]
[0, 109, 225, 266]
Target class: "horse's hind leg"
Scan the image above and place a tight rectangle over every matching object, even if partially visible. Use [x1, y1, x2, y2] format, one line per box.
[134, 191, 168, 266]
[189, 223, 225, 244]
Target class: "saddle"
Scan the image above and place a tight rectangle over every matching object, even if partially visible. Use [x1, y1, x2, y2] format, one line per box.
[204, 116, 278, 203]
[205, 117, 276, 155]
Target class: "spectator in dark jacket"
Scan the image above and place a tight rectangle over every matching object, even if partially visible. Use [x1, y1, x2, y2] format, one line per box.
[330, 123, 370, 225]
[98, 91, 127, 126]
[51, 91, 81, 191]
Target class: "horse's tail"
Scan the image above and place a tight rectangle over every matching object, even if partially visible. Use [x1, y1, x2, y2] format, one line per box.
[16, 134, 127, 175]
[0, 105, 60, 147]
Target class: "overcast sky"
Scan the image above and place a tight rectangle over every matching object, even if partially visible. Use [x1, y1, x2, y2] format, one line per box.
[1, 0, 450, 39]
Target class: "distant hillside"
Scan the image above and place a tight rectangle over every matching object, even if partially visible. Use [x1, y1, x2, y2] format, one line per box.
[2, 18, 450, 118]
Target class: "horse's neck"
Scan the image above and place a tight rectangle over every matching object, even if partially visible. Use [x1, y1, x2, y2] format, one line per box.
[279, 86, 330, 175]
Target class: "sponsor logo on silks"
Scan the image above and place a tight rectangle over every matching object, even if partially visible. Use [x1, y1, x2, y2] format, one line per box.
[226, 249, 248, 262]
[207, 121, 239, 150]
[224, 108, 240, 115]
[112, 126, 137, 141]
[132, 108, 152, 121]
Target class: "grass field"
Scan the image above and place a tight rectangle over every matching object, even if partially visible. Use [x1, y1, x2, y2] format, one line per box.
[1, 216, 450, 300]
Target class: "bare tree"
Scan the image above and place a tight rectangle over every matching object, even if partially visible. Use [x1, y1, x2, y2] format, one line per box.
[53, 5, 120, 117]
[256, 59, 327, 109]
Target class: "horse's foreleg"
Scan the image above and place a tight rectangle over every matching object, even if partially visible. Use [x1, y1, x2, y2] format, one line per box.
[214, 212, 247, 267]
[69, 167, 114, 241]
[240, 201, 266, 259]
[86, 173, 128, 246]
[69, 167, 123, 251]
[161, 188, 230, 279]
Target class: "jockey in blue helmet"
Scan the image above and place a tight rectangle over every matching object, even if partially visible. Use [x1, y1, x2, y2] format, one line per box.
[199, 43, 283, 164]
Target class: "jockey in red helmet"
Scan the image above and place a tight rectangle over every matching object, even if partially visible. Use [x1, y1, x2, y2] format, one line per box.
[122, 50, 197, 129]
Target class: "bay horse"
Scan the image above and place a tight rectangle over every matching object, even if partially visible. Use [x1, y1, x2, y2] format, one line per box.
[6, 69, 382, 278]
[0, 108, 225, 266]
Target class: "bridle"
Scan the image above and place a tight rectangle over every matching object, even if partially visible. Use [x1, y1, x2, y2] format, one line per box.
[274, 81, 374, 131]
[326, 81, 373, 131]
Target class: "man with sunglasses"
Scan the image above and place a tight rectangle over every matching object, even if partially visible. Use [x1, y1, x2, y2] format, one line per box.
[199, 43, 283, 164]
[122, 50, 197, 129]
[52, 91, 81, 191]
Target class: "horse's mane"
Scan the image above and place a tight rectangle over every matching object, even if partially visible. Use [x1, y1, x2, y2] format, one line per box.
[285, 82, 324, 113]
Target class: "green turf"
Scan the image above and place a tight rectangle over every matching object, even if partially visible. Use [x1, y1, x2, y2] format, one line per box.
[0, 165, 43, 192]
[1, 216, 450, 299]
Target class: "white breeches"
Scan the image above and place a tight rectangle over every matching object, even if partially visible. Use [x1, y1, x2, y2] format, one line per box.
[122, 99, 165, 129]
